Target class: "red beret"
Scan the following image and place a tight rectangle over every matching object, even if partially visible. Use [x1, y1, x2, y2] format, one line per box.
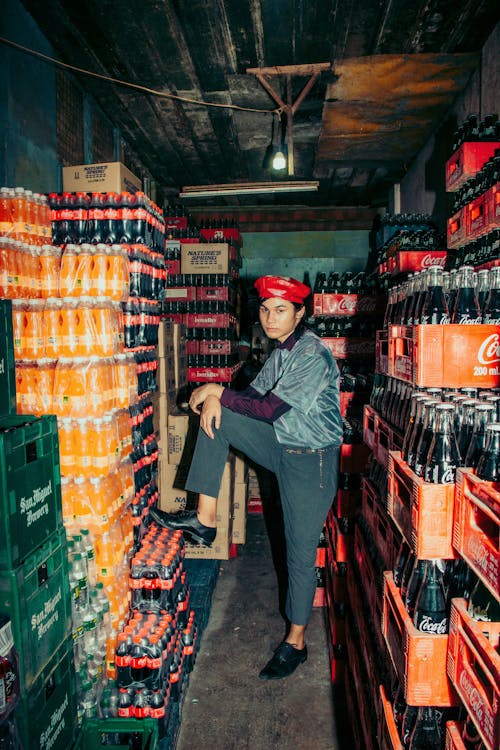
[254, 275, 310, 304]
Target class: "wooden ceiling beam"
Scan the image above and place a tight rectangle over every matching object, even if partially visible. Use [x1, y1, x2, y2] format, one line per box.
[246, 62, 331, 76]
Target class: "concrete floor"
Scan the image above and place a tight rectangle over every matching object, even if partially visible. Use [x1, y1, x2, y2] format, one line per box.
[177, 514, 345, 750]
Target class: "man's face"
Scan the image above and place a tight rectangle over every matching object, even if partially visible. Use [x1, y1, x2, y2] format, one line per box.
[259, 297, 304, 343]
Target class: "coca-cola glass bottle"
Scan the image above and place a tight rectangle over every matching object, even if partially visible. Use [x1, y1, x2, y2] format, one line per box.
[393, 540, 411, 588]
[457, 399, 479, 465]
[414, 401, 439, 477]
[423, 403, 460, 484]
[412, 269, 429, 325]
[408, 705, 442, 749]
[407, 397, 432, 471]
[413, 559, 448, 635]
[482, 266, 500, 325]
[464, 403, 496, 469]
[405, 559, 428, 619]
[420, 267, 450, 324]
[476, 268, 490, 316]
[475, 422, 500, 481]
[451, 266, 482, 324]
[402, 392, 423, 459]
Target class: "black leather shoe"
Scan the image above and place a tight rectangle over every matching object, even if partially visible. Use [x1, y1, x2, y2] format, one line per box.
[259, 642, 307, 680]
[149, 508, 216, 547]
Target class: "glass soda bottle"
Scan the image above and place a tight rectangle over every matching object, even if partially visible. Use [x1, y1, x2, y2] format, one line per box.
[465, 403, 496, 469]
[404, 559, 428, 619]
[457, 399, 479, 465]
[423, 403, 460, 484]
[451, 266, 482, 324]
[408, 705, 442, 749]
[475, 423, 500, 481]
[413, 559, 448, 635]
[413, 401, 438, 477]
[419, 267, 450, 324]
[482, 266, 500, 325]
[407, 397, 431, 471]
[476, 268, 490, 316]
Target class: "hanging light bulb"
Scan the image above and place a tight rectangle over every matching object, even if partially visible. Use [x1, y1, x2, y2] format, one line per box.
[272, 149, 287, 170]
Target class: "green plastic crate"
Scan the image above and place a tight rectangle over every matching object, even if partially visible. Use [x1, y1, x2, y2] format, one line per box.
[0, 529, 72, 691]
[0, 413, 62, 569]
[15, 636, 77, 750]
[73, 718, 159, 749]
[0, 300, 16, 417]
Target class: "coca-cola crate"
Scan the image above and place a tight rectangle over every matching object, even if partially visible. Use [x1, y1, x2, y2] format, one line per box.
[185, 312, 237, 328]
[447, 207, 468, 249]
[196, 286, 230, 302]
[312, 293, 382, 316]
[363, 404, 377, 451]
[376, 329, 390, 374]
[316, 546, 326, 568]
[446, 141, 500, 192]
[345, 618, 380, 750]
[344, 668, 364, 749]
[376, 415, 404, 470]
[389, 324, 500, 389]
[387, 250, 447, 276]
[326, 635, 345, 685]
[324, 599, 346, 645]
[353, 524, 384, 629]
[313, 585, 325, 607]
[362, 477, 399, 570]
[340, 442, 371, 473]
[388, 451, 456, 560]
[445, 722, 467, 750]
[163, 286, 196, 303]
[490, 182, 500, 227]
[379, 685, 403, 750]
[453, 469, 499, 600]
[326, 544, 347, 604]
[382, 572, 458, 706]
[334, 487, 361, 518]
[322, 337, 375, 359]
[467, 192, 489, 240]
[447, 598, 500, 750]
[187, 362, 242, 383]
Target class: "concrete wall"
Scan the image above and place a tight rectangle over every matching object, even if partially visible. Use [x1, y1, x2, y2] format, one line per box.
[0, 0, 58, 191]
[241, 230, 370, 284]
[398, 22, 500, 225]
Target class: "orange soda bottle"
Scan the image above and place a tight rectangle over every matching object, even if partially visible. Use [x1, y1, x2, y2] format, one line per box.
[58, 417, 76, 476]
[90, 243, 109, 296]
[110, 244, 130, 302]
[12, 187, 27, 242]
[59, 244, 81, 297]
[0, 187, 13, 237]
[74, 418, 93, 478]
[24, 190, 36, 243]
[44, 298, 63, 358]
[11, 299, 25, 358]
[24, 299, 45, 359]
[0, 236, 9, 297]
[36, 357, 55, 414]
[39, 245, 61, 298]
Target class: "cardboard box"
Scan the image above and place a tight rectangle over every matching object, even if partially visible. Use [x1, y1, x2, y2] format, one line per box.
[184, 460, 235, 560]
[232, 452, 248, 486]
[167, 413, 190, 464]
[232, 481, 247, 544]
[181, 243, 231, 274]
[158, 460, 188, 513]
[62, 161, 141, 193]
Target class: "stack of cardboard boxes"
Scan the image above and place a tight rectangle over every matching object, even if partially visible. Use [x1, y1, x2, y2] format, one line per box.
[156, 320, 248, 559]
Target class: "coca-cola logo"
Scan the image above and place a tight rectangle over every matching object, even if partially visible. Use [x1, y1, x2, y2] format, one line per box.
[478, 333, 500, 365]
[466, 537, 489, 576]
[421, 254, 446, 269]
[337, 296, 357, 313]
[458, 316, 483, 324]
[417, 615, 448, 634]
[440, 467, 456, 484]
[459, 670, 484, 723]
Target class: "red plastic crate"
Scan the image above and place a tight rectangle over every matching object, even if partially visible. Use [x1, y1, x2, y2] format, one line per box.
[446, 141, 500, 192]
[453, 469, 499, 600]
[387, 250, 447, 276]
[334, 487, 362, 518]
[379, 685, 403, 750]
[447, 599, 500, 750]
[185, 312, 237, 328]
[327, 513, 353, 564]
[187, 363, 242, 383]
[388, 451, 456, 559]
[363, 405, 377, 451]
[339, 390, 370, 417]
[166, 216, 188, 231]
[376, 329, 390, 374]
[347, 560, 387, 689]
[382, 572, 458, 707]
[196, 286, 230, 302]
[468, 192, 489, 239]
[322, 337, 375, 359]
[345, 621, 380, 750]
[490, 182, 500, 228]
[198, 339, 234, 356]
[340, 442, 371, 474]
[163, 286, 196, 303]
[353, 524, 384, 628]
[447, 206, 468, 249]
[199, 227, 242, 245]
[316, 546, 326, 568]
[325, 544, 347, 604]
[445, 722, 467, 750]
[312, 293, 382, 316]
[376, 415, 404, 470]
[389, 324, 500, 389]
[164, 259, 181, 275]
[247, 497, 263, 514]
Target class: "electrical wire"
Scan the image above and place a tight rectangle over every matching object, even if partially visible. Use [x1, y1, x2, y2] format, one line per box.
[0, 35, 281, 116]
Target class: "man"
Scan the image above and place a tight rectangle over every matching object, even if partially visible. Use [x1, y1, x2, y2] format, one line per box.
[151, 275, 342, 679]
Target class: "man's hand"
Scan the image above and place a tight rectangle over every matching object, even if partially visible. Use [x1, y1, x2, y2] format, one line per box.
[189, 384, 224, 414]
[199, 395, 222, 439]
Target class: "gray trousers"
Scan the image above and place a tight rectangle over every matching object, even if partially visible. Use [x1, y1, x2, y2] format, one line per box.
[185, 407, 340, 626]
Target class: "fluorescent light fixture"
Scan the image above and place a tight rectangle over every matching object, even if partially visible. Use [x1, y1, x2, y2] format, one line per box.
[179, 181, 319, 198]
[272, 149, 287, 170]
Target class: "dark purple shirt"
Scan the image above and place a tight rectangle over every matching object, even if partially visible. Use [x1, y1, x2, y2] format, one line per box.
[220, 331, 297, 422]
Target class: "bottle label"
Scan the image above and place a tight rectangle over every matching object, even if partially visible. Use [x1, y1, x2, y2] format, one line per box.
[416, 614, 448, 634]
[457, 315, 482, 324]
